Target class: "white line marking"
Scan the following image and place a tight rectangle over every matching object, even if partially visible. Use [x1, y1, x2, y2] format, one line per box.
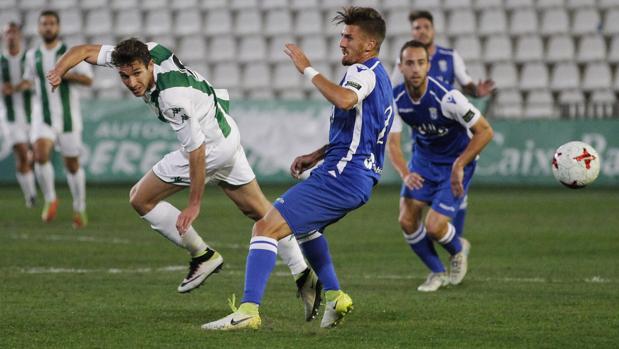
[7, 234, 246, 249]
[9, 233, 131, 244]
[7, 266, 614, 284]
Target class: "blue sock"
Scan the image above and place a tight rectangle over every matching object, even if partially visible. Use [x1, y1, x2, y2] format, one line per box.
[453, 195, 468, 237]
[453, 208, 467, 237]
[437, 223, 462, 256]
[241, 237, 278, 305]
[298, 232, 340, 291]
[404, 226, 445, 273]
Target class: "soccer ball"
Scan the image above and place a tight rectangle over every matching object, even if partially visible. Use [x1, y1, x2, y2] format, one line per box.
[551, 141, 601, 189]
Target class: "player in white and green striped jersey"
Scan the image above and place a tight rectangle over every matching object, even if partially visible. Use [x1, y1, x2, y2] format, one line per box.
[48, 38, 322, 319]
[20, 11, 93, 228]
[0, 22, 37, 208]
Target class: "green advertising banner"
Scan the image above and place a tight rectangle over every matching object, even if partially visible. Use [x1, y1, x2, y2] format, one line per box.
[0, 99, 617, 186]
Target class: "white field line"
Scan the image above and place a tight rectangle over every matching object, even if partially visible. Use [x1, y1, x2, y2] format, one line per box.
[7, 265, 613, 284]
[7, 233, 246, 249]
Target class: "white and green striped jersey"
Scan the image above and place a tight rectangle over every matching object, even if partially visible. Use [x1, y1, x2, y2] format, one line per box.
[0, 49, 32, 125]
[23, 42, 93, 133]
[96, 42, 233, 153]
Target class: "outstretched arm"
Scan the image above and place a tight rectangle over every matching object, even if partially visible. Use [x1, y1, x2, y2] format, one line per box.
[284, 43, 358, 110]
[290, 144, 328, 179]
[47, 44, 102, 91]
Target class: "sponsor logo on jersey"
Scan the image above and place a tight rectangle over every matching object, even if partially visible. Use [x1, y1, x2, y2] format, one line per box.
[439, 59, 448, 72]
[463, 110, 475, 122]
[416, 123, 449, 136]
[429, 107, 438, 120]
[171, 107, 189, 121]
[398, 107, 414, 113]
[345, 81, 362, 90]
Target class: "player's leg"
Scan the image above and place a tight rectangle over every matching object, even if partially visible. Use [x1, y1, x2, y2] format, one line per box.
[426, 163, 476, 285]
[203, 173, 356, 330]
[219, 179, 320, 321]
[13, 142, 37, 208]
[425, 209, 470, 285]
[33, 136, 56, 222]
[400, 197, 448, 292]
[452, 195, 468, 237]
[202, 206, 291, 331]
[297, 229, 353, 328]
[57, 132, 87, 228]
[62, 156, 87, 228]
[130, 169, 223, 292]
[272, 175, 356, 328]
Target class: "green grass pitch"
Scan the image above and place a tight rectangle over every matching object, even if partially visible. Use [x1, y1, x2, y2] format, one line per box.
[1, 184, 618, 348]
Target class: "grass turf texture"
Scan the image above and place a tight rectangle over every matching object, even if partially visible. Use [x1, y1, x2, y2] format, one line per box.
[1, 184, 618, 348]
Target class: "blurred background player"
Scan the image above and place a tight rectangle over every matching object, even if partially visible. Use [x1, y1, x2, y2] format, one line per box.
[388, 41, 493, 292]
[202, 7, 393, 331]
[390, 10, 496, 239]
[0, 22, 36, 208]
[48, 38, 321, 318]
[20, 10, 92, 228]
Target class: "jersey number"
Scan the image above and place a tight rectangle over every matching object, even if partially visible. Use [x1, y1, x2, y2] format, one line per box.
[376, 105, 393, 145]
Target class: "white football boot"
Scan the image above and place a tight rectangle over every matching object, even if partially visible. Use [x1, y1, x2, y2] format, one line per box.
[417, 272, 449, 292]
[449, 238, 471, 285]
[201, 309, 261, 331]
[202, 297, 261, 331]
[296, 268, 323, 321]
[320, 291, 353, 328]
[177, 249, 223, 293]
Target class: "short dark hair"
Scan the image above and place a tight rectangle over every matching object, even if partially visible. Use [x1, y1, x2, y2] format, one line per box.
[39, 10, 60, 24]
[333, 6, 386, 50]
[5, 21, 22, 31]
[399, 40, 429, 61]
[111, 38, 151, 67]
[408, 10, 433, 25]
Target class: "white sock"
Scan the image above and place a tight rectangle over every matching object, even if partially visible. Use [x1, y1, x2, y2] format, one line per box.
[142, 201, 208, 256]
[66, 168, 86, 212]
[438, 223, 456, 244]
[34, 162, 56, 202]
[16, 171, 37, 201]
[278, 234, 308, 276]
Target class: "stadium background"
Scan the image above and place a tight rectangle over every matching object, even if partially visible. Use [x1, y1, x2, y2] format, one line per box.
[1, 1, 618, 348]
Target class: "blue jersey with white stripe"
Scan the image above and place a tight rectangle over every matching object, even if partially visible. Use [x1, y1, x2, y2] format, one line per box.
[315, 57, 394, 184]
[393, 77, 481, 164]
[430, 45, 456, 87]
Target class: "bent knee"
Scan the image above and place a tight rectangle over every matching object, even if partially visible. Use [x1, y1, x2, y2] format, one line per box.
[129, 187, 152, 215]
[425, 221, 447, 239]
[251, 218, 283, 239]
[399, 218, 419, 235]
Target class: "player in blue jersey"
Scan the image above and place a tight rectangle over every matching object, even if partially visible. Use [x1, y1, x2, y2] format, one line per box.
[391, 10, 496, 239]
[203, 7, 393, 330]
[387, 41, 493, 292]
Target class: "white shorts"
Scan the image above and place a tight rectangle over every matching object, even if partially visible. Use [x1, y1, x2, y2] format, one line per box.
[152, 128, 255, 186]
[1, 121, 30, 147]
[30, 122, 83, 157]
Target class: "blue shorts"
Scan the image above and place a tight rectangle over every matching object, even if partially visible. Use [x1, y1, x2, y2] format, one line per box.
[274, 170, 373, 236]
[400, 156, 476, 218]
